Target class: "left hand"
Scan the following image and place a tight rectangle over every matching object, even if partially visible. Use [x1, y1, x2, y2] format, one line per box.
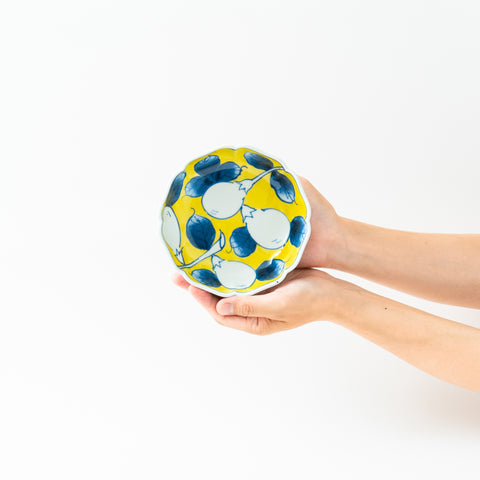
[295, 176, 344, 269]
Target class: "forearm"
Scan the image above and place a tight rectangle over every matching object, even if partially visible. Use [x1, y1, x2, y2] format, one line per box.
[329, 217, 480, 308]
[332, 286, 480, 391]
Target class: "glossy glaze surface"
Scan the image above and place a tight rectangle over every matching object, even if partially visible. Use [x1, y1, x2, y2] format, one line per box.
[160, 147, 311, 296]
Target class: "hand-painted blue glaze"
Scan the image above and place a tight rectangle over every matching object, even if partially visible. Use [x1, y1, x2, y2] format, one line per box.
[191, 269, 221, 288]
[207, 161, 242, 183]
[270, 171, 295, 203]
[194, 155, 221, 175]
[185, 175, 215, 197]
[256, 259, 285, 281]
[186, 213, 216, 250]
[185, 162, 242, 197]
[289, 216, 307, 247]
[230, 226, 257, 257]
[165, 171, 186, 206]
[244, 151, 274, 171]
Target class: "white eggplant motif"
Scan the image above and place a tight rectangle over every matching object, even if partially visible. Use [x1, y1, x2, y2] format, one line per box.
[211, 255, 256, 290]
[241, 205, 291, 250]
[201, 167, 282, 219]
[161, 206, 184, 264]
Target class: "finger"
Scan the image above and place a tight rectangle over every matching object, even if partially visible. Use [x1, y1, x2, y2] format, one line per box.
[297, 175, 312, 192]
[297, 174, 307, 185]
[187, 286, 260, 333]
[216, 292, 284, 319]
[187, 284, 219, 313]
[218, 315, 272, 335]
[171, 272, 190, 290]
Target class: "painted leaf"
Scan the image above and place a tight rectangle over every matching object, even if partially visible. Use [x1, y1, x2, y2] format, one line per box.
[270, 171, 295, 203]
[191, 269, 221, 288]
[256, 259, 285, 281]
[194, 155, 221, 175]
[230, 226, 257, 257]
[185, 175, 216, 197]
[289, 216, 307, 247]
[165, 171, 186, 206]
[186, 213, 216, 250]
[185, 162, 242, 197]
[244, 151, 274, 171]
[207, 161, 242, 183]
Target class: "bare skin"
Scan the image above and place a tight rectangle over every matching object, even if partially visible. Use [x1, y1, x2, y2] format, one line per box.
[172, 177, 480, 391]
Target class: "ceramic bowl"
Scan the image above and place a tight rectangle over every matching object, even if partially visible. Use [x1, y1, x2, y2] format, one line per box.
[160, 146, 311, 297]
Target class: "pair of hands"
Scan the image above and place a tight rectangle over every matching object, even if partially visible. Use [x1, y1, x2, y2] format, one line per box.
[174, 177, 480, 391]
[173, 177, 360, 335]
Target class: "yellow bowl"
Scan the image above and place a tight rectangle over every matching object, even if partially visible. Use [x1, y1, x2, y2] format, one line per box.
[160, 146, 311, 297]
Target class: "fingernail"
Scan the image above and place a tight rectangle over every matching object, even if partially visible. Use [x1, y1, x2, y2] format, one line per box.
[217, 302, 234, 315]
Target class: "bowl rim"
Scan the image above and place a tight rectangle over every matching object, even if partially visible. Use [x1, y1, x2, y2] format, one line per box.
[159, 145, 312, 297]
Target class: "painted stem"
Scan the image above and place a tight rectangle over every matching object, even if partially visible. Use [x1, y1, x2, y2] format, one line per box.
[252, 166, 282, 183]
[175, 250, 185, 264]
[179, 232, 226, 269]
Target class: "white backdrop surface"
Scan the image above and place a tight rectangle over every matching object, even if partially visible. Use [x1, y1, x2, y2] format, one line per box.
[1, 1, 480, 479]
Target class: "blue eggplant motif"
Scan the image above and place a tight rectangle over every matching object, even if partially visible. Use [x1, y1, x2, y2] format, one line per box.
[256, 259, 285, 281]
[194, 155, 221, 175]
[229, 226, 257, 257]
[186, 211, 216, 251]
[185, 161, 242, 197]
[289, 216, 307, 247]
[244, 151, 274, 171]
[165, 171, 186, 207]
[270, 171, 295, 204]
[191, 269, 221, 288]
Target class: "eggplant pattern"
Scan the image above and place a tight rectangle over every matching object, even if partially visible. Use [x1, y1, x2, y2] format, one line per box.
[161, 148, 310, 296]
[202, 166, 282, 220]
[211, 255, 256, 290]
[161, 206, 184, 264]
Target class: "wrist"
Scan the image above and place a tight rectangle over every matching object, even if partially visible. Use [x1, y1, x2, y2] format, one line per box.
[330, 280, 379, 326]
[323, 216, 355, 271]
[309, 268, 369, 324]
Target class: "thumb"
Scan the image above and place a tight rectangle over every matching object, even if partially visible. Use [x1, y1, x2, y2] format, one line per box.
[216, 294, 280, 318]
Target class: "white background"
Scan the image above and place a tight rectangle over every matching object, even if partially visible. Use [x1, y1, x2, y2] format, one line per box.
[1, 1, 480, 479]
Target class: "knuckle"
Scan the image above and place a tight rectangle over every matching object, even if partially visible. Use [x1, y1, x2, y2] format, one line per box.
[239, 302, 254, 317]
